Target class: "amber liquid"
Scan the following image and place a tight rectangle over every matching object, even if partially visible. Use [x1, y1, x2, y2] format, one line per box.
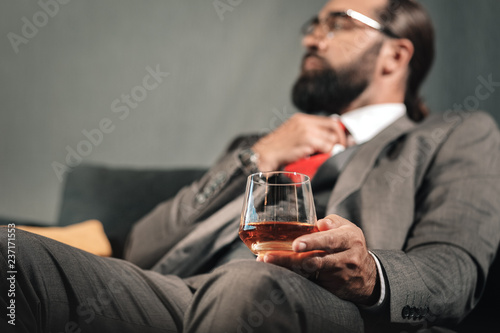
[239, 221, 318, 254]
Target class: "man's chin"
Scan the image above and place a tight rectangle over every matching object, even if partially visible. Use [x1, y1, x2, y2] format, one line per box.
[292, 98, 337, 116]
[302, 61, 326, 73]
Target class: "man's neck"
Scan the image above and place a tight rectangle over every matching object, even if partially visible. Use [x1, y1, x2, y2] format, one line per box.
[340, 82, 406, 115]
[340, 100, 404, 115]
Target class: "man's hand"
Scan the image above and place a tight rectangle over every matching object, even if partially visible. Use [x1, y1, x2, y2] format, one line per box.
[257, 215, 379, 305]
[252, 113, 347, 171]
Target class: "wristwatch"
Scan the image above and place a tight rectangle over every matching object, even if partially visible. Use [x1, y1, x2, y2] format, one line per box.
[238, 148, 260, 174]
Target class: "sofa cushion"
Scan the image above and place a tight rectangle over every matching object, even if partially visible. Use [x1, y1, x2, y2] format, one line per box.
[17, 219, 112, 256]
[57, 164, 207, 258]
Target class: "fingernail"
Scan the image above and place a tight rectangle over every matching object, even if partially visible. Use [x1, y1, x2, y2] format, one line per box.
[297, 242, 307, 251]
[324, 218, 334, 226]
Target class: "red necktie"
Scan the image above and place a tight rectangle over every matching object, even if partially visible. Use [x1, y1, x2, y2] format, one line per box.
[284, 121, 347, 180]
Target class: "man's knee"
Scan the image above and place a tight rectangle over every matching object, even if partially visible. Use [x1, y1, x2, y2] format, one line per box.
[212, 260, 296, 298]
[0, 227, 15, 272]
[214, 259, 280, 280]
[185, 260, 297, 332]
[1, 227, 50, 258]
[0, 227, 69, 285]
[194, 259, 364, 333]
[0, 226, 29, 259]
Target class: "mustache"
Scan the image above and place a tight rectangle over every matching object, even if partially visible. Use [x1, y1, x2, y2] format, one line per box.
[301, 52, 330, 70]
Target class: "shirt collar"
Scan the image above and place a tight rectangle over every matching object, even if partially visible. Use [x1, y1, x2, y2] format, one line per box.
[335, 103, 406, 145]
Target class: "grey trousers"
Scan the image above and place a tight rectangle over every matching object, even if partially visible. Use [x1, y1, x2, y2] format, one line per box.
[0, 228, 364, 333]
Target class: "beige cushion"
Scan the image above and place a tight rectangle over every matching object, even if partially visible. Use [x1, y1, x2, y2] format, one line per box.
[17, 220, 112, 257]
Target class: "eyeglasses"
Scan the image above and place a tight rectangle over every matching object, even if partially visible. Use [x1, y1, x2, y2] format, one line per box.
[301, 9, 400, 40]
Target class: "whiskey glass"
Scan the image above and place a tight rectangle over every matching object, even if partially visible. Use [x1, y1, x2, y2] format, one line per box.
[239, 171, 318, 255]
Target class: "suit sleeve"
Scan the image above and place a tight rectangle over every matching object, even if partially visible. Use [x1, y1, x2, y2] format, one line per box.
[124, 135, 260, 268]
[372, 112, 500, 327]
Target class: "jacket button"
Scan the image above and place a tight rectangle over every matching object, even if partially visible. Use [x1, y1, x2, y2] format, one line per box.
[413, 307, 421, 320]
[215, 172, 227, 184]
[196, 194, 206, 204]
[204, 185, 213, 195]
[409, 307, 417, 319]
[402, 305, 410, 319]
[418, 308, 424, 320]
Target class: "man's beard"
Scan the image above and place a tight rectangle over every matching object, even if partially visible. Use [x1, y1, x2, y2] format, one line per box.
[292, 41, 382, 115]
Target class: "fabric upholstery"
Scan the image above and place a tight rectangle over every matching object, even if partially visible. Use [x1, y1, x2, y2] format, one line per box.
[57, 164, 207, 258]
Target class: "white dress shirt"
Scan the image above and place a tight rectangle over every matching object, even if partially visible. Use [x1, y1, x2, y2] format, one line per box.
[330, 103, 406, 155]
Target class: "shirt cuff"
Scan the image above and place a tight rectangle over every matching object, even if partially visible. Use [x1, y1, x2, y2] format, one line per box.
[360, 250, 386, 310]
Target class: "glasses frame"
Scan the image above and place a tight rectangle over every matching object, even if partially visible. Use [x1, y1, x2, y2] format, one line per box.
[302, 9, 400, 40]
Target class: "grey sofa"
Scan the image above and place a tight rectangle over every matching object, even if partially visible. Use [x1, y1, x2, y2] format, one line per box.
[56, 164, 207, 258]
[0, 164, 206, 258]
[0, 163, 497, 332]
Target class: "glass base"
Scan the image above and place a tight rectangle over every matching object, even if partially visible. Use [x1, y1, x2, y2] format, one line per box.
[251, 241, 293, 254]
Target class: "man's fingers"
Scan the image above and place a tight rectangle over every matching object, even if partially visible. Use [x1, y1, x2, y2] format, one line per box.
[254, 113, 348, 169]
[321, 214, 351, 228]
[331, 120, 348, 147]
[292, 215, 356, 252]
[261, 250, 358, 279]
[306, 134, 339, 154]
[292, 227, 351, 253]
[314, 119, 348, 152]
[260, 251, 327, 277]
[316, 217, 343, 231]
[319, 249, 359, 272]
[313, 117, 348, 148]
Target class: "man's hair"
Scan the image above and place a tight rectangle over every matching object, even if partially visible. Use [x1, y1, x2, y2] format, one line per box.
[377, 0, 435, 122]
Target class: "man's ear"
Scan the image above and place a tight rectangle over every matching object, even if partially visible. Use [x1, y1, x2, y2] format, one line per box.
[380, 38, 414, 75]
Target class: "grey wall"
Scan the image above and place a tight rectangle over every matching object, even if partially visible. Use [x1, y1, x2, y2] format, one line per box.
[421, 1, 500, 123]
[1, 0, 499, 224]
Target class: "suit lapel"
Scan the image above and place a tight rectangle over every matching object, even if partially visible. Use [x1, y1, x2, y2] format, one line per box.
[327, 116, 417, 214]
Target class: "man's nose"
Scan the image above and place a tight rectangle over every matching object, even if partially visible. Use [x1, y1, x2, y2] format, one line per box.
[302, 32, 327, 52]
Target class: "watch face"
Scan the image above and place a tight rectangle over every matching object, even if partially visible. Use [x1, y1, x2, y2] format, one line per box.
[241, 151, 251, 164]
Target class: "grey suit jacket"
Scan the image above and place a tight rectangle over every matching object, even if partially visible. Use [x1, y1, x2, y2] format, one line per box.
[125, 111, 500, 327]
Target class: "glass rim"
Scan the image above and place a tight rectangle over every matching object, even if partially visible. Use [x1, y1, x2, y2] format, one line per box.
[248, 171, 311, 186]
